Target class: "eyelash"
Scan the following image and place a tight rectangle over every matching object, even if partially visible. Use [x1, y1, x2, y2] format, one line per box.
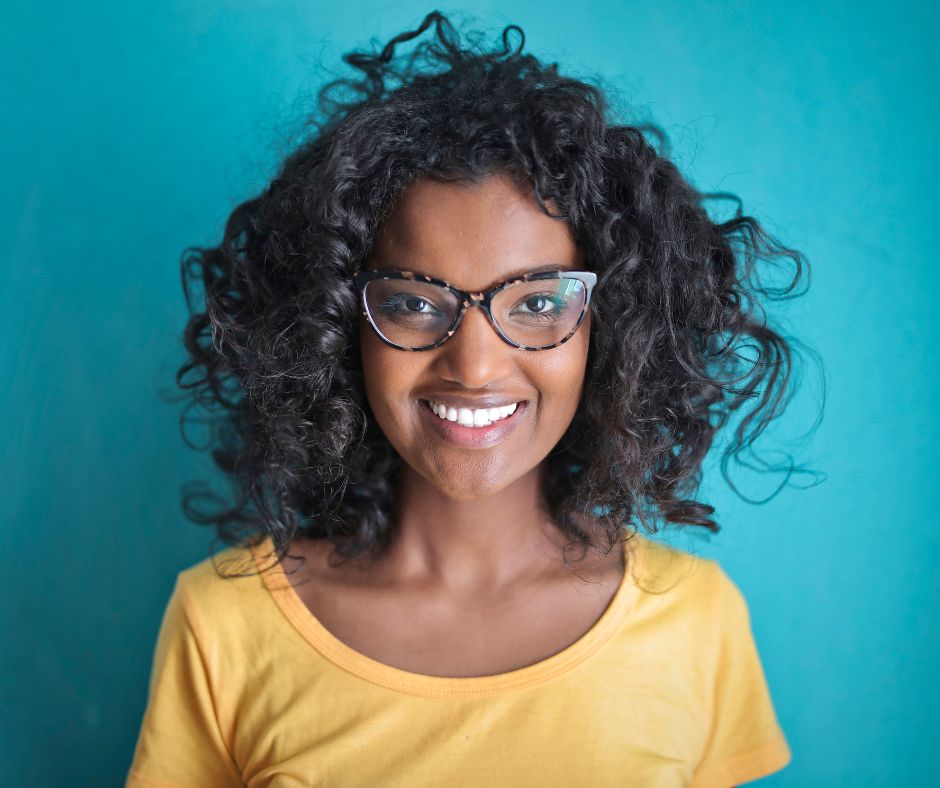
[378, 293, 566, 321]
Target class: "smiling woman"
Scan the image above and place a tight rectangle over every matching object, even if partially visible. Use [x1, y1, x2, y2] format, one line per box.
[359, 175, 593, 501]
[128, 10, 809, 787]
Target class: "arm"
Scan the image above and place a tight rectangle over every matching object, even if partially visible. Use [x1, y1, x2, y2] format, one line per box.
[126, 576, 243, 787]
[690, 567, 792, 788]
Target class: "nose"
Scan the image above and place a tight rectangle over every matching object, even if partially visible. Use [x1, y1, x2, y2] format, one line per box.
[431, 303, 515, 388]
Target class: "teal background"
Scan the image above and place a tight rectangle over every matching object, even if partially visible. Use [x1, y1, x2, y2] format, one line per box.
[3, 1, 937, 784]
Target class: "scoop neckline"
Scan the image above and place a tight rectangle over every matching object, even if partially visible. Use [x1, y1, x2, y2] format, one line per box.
[250, 533, 644, 698]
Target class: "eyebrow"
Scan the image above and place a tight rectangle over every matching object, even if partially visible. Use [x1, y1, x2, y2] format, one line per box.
[375, 262, 575, 281]
[514, 263, 572, 276]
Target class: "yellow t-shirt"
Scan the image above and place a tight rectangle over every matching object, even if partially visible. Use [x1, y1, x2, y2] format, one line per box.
[127, 532, 791, 787]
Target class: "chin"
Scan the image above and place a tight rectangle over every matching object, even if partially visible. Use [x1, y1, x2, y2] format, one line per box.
[419, 456, 518, 501]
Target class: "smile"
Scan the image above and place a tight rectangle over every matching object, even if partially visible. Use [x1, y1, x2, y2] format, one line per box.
[428, 400, 519, 427]
[418, 399, 527, 448]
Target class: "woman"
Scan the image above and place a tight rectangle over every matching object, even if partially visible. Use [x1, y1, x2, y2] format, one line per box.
[129, 11, 809, 786]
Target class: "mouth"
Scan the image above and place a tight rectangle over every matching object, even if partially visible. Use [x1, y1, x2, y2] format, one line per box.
[417, 399, 528, 449]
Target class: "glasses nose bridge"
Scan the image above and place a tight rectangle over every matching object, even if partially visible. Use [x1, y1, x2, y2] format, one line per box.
[453, 288, 507, 344]
[462, 288, 490, 307]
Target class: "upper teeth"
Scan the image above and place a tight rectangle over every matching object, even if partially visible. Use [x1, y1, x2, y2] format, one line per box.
[429, 401, 519, 427]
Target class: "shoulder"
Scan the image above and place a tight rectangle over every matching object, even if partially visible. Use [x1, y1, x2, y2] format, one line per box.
[628, 532, 729, 593]
[171, 538, 279, 634]
[627, 532, 749, 623]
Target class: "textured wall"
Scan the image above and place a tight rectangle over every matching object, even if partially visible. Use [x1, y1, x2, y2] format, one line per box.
[2, 1, 937, 783]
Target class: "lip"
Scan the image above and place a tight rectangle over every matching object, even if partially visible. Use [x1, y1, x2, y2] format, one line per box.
[417, 399, 528, 449]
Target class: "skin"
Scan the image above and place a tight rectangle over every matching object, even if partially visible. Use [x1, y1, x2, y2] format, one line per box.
[284, 172, 624, 676]
[358, 171, 610, 595]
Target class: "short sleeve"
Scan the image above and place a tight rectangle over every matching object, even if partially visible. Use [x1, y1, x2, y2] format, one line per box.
[690, 568, 792, 788]
[127, 576, 243, 787]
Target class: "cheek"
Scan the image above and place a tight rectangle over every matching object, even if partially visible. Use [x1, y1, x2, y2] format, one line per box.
[360, 330, 416, 434]
[526, 327, 591, 435]
[361, 336, 394, 391]
[545, 317, 591, 395]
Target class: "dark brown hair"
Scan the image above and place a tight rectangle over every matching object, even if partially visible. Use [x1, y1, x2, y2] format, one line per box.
[177, 11, 822, 573]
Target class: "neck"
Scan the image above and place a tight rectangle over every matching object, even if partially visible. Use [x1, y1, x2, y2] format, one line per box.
[381, 462, 570, 594]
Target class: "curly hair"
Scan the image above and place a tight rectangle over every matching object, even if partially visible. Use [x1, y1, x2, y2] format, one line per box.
[177, 10, 820, 574]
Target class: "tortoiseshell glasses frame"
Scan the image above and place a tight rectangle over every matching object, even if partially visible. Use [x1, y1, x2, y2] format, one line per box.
[352, 268, 598, 351]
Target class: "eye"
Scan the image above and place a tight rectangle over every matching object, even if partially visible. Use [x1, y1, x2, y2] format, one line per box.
[510, 293, 565, 319]
[377, 293, 445, 320]
[403, 296, 434, 313]
[519, 295, 554, 314]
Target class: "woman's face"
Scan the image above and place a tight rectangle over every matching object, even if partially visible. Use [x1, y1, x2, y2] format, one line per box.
[359, 173, 591, 501]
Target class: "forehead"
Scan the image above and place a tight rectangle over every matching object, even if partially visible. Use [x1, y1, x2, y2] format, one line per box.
[368, 173, 583, 290]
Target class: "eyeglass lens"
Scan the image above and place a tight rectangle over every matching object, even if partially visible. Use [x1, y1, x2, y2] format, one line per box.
[362, 277, 588, 349]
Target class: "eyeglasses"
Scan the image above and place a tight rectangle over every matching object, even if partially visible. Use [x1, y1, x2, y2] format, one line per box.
[353, 268, 597, 351]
